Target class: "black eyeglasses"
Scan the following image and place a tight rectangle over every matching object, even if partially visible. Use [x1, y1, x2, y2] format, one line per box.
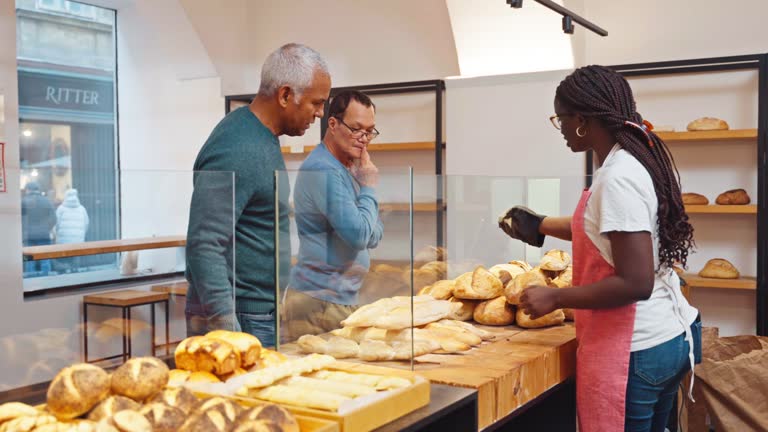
[549, 113, 576, 130]
[334, 117, 380, 141]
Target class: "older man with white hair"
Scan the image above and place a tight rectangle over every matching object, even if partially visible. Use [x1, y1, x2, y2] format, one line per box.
[185, 43, 331, 345]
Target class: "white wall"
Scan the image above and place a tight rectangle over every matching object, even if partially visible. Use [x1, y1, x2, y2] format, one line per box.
[578, 0, 768, 336]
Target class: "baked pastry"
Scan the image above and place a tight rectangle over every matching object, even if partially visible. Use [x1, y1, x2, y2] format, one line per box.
[446, 296, 478, 321]
[0, 402, 39, 423]
[255, 349, 288, 369]
[111, 357, 169, 401]
[435, 319, 494, 340]
[687, 117, 729, 131]
[516, 308, 566, 328]
[551, 265, 573, 288]
[0, 414, 57, 431]
[282, 376, 376, 398]
[205, 330, 262, 368]
[699, 258, 740, 279]
[187, 371, 221, 383]
[174, 336, 240, 376]
[166, 369, 191, 388]
[507, 260, 533, 272]
[682, 193, 709, 205]
[46, 363, 111, 420]
[239, 354, 335, 390]
[425, 322, 482, 346]
[147, 387, 198, 415]
[418, 279, 455, 300]
[505, 270, 548, 305]
[453, 267, 504, 300]
[359, 340, 395, 361]
[341, 295, 452, 329]
[179, 409, 232, 432]
[715, 189, 750, 205]
[139, 403, 185, 432]
[192, 397, 242, 423]
[87, 396, 141, 422]
[111, 410, 153, 432]
[392, 340, 439, 360]
[253, 385, 350, 411]
[488, 263, 528, 285]
[311, 370, 411, 390]
[539, 250, 572, 272]
[473, 296, 516, 326]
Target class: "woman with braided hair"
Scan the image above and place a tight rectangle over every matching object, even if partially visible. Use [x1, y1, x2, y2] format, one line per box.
[499, 65, 702, 432]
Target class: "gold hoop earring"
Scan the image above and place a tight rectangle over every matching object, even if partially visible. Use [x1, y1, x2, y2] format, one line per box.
[576, 126, 587, 137]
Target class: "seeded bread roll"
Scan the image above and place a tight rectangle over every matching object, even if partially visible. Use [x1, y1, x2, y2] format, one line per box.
[205, 330, 262, 368]
[174, 336, 240, 376]
[46, 363, 111, 420]
[147, 387, 198, 415]
[110, 357, 169, 401]
[87, 396, 141, 422]
[139, 403, 185, 432]
[237, 404, 299, 432]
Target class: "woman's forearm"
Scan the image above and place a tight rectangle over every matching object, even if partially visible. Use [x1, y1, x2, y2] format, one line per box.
[539, 216, 572, 241]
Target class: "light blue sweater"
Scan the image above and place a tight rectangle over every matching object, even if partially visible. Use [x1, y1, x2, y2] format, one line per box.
[289, 142, 384, 305]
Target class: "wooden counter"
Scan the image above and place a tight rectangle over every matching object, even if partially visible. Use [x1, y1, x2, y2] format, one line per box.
[283, 323, 576, 430]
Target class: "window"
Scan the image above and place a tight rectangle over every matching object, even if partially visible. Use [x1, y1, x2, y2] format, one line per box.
[17, 0, 118, 290]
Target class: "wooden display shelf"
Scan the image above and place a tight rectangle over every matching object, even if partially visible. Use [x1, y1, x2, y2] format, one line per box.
[657, 129, 757, 142]
[282, 142, 436, 155]
[685, 204, 757, 214]
[379, 202, 445, 212]
[683, 274, 756, 290]
[22, 235, 186, 261]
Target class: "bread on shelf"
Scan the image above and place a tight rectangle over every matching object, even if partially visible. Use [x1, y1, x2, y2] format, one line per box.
[453, 267, 504, 300]
[715, 189, 750, 205]
[46, 363, 111, 420]
[110, 357, 169, 401]
[205, 330, 262, 369]
[516, 308, 566, 329]
[539, 250, 572, 272]
[505, 270, 548, 305]
[473, 296, 516, 326]
[698, 258, 740, 279]
[687, 117, 729, 131]
[682, 193, 709, 205]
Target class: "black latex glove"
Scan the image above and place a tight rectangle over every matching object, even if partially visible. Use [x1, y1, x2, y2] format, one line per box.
[498, 206, 546, 247]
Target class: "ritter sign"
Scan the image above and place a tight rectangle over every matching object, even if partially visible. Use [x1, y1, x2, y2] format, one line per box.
[18, 70, 114, 114]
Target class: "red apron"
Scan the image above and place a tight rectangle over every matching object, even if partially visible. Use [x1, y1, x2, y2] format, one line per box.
[572, 189, 636, 432]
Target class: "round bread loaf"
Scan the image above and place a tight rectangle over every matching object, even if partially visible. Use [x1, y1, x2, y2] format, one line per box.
[46, 363, 111, 420]
[111, 410, 152, 432]
[174, 336, 240, 376]
[147, 387, 197, 415]
[192, 397, 242, 422]
[505, 270, 548, 305]
[111, 357, 169, 401]
[715, 188, 750, 205]
[699, 258, 740, 279]
[237, 404, 299, 432]
[139, 403, 185, 432]
[186, 371, 221, 383]
[682, 192, 709, 205]
[86, 395, 141, 421]
[231, 420, 282, 432]
[254, 349, 287, 369]
[179, 409, 232, 432]
[473, 296, 516, 326]
[205, 330, 262, 369]
[166, 369, 191, 388]
[539, 250, 571, 272]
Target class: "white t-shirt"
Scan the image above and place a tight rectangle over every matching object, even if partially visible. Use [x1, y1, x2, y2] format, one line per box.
[585, 144, 699, 352]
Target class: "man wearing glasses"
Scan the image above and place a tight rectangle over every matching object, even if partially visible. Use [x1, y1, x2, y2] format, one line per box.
[281, 90, 384, 343]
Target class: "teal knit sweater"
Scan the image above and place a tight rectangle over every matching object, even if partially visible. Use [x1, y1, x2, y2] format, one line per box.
[185, 106, 291, 327]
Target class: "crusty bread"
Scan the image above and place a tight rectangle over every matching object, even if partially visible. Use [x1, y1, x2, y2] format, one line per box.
[516, 308, 566, 329]
[0, 413, 57, 431]
[86, 395, 141, 422]
[147, 387, 198, 415]
[359, 340, 395, 362]
[46, 363, 111, 420]
[420, 260, 448, 277]
[505, 270, 548, 305]
[539, 250, 572, 272]
[174, 336, 240, 376]
[186, 371, 221, 384]
[0, 402, 39, 423]
[473, 296, 516, 326]
[699, 258, 740, 279]
[551, 265, 573, 288]
[167, 369, 191, 388]
[255, 349, 288, 369]
[139, 403, 185, 432]
[715, 189, 750, 205]
[682, 193, 709, 205]
[112, 409, 152, 432]
[419, 279, 455, 300]
[446, 296, 478, 321]
[488, 263, 528, 286]
[453, 267, 504, 300]
[235, 404, 299, 432]
[179, 409, 232, 432]
[205, 330, 262, 368]
[111, 357, 169, 401]
[192, 397, 242, 423]
[687, 117, 729, 131]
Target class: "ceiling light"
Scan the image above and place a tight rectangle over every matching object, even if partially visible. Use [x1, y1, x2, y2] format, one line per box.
[22, 129, 32, 137]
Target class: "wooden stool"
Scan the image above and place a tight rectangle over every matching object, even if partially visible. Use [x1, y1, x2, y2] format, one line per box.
[83, 289, 170, 364]
[150, 281, 189, 350]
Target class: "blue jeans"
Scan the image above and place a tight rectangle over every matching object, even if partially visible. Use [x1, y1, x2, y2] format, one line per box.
[625, 317, 702, 432]
[185, 311, 276, 348]
[23, 239, 52, 276]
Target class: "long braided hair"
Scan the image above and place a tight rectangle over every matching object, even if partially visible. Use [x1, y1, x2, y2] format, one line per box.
[556, 65, 694, 269]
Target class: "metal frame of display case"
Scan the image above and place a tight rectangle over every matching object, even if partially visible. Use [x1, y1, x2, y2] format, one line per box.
[225, 79, 447, 247]
[583, 54, 768, 336]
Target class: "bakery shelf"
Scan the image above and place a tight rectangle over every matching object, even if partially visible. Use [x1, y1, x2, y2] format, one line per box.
[282, 141, 437, 155]
[380, 202, 446, 212]
[685, 204, 757, 214]
[657, 129, 757, 142]
[683, 274, 756, 290]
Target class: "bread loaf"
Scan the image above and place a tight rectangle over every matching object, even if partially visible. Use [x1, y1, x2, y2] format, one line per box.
[255, 349, 288, 369]
[147, 387, 198, 415]
[0, 402, 39, 423]
[516, 308, 566, 329]
[699, 258, 740, 279]
[139, 403, 185, 432]
[715, 189, 750, 205]
[453, 267, 504, 300]
[473, 296, 515, 326]
[192, 397, 242, 422]
[230, 421, 282, 432]
[167, 369, 191, 388]
[682, 193, 709, 205]
[46, 363, 111, 420]
[446, 296, 478, 321]
[86, 396, 141, 422]
[359, 340, 395, 361]
[505, 270, 548, 305]
[205, 330, 262, 368]
[687, 117, 729, 131]
[174, 336, 240, 376]
[551, 265, 573, 288]
[420, 260, 448, 277]
[187, 371, 221, 384]
[488, 263, 528, 286]
[297, 334, 327, 355]
[111, 357, 169, 401]
[0, 414, 57, 431]
[179, 409, 231, 432]
[111, 410, 152, 432]
[435, 319, 494, 340]
[253, 385, 350, 411]
[418, 279, 455, 300]
[539, 250, 571, 272]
